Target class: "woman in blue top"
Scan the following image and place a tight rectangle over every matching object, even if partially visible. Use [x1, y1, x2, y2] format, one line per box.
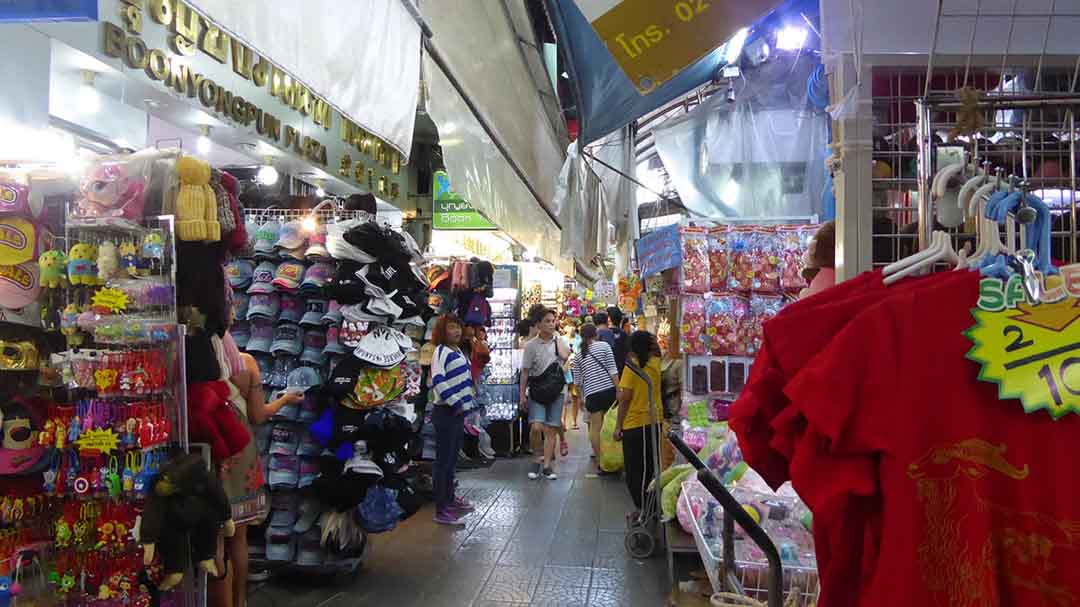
[429, 314, 478, 525]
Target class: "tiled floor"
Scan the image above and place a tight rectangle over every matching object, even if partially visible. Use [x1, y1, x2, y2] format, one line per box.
[252, 427, 670, 607]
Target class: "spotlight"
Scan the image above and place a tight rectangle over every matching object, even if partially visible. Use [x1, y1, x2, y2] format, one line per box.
[776, 26, 808, 51]
[196, 125, 212, 156]
[301, 215, 318, 233]
[257, 162, 279, 186]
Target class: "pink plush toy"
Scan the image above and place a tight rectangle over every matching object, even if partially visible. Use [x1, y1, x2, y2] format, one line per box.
[76, 162, 146, 221]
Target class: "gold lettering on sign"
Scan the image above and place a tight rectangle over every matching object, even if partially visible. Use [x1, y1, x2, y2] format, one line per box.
[168, 61, 190, 96]
[390, 183, 400, 200]
[231, 38, 253, 80]
[354, 161, 365, 183]
[146, 49, 170, 81]
[312, 99, 332, 130]
[148, 0, 171, 26]
[392, 152, 401, 174]
[121, 3, 142, 34]
[200, 21, 229, 64]
[171, 1, 199, 56]
[252, 57, 270, 87]
[339, 154, 352, 178]
[103, 22, 125, 57]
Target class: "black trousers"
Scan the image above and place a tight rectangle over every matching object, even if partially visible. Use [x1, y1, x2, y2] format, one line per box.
[621, 425, 658, 510]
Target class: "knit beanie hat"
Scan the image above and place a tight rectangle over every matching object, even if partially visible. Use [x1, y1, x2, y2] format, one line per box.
[211, 170, 236, 238]
[175, 156, 219, 242]
[219, 171, 248, 254]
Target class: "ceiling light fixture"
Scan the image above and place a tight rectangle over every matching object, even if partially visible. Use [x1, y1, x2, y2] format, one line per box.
[257, 158, 279, 186]
[196, 125, 212, 155]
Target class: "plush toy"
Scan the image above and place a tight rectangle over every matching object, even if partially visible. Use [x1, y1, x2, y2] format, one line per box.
[0, 574, 19, 607]
[186, 381, 251, 460]
[38, 249, 68, 288]
[175, 156, 219, 242]
[141, 233, 163, 274]
[566, 291, 582, 317]
[76, 160, 146, 221]
[119, 242, 140, 277]
[140, 453, 234, 591]
[97, 240, 120, 283]
[60, 303, 82, 346]
[67, 242, 96, 286]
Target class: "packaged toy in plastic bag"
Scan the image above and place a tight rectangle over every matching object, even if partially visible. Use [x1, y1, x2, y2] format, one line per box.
[727, 227, 755, 291]
[679, 295, 707, 355]
[660, 464, 695, 520]
[706, 293, 750, 356]
[74, 152, 152, 222]
[676, 474, 713, 535]
[746, 295, 785, 356]
[778, 224, 815, 292]
[708, 226, 731, 292]
[679, 227, 710, 294]
[749, 228, 783, 293]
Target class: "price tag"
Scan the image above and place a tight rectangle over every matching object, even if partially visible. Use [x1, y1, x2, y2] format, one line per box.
[76, 428, 120, 456]
[966, 277, 1080, 419]
[92, 288, 129, 314]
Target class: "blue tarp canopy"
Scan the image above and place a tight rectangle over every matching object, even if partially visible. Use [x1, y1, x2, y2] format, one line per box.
[547, 0, 819, 146]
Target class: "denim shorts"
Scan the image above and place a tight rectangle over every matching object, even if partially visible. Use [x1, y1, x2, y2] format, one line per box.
[528, 397, 564, 428]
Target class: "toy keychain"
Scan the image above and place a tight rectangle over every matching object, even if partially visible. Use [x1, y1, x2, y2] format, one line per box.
[129, 451, 145, 495]
[123, 451, 138, 495]
[106, 456, 121, 497]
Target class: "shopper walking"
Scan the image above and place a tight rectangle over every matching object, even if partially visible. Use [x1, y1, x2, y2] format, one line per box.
[520, 307, 570, 480]
[607, 306, 630, 373]
[429, 314, 477, 525]
[614, 331, 663, 517]
[572, 323, 619, 471]
[562, 319, 582, 431]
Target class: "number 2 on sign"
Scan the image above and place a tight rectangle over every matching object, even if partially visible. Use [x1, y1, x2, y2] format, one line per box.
[674, 0, 710, 23]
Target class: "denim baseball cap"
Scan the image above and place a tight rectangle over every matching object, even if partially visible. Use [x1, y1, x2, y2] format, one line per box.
[246, 321, 274, 353]
[321, 300, 342, 326]
[244, 218, 258, 253]
[287, 365, 322, 390]
[231, 321, 251, 349]
[254, 221, 281, 258]
[305, 227, 330, 261]
[232, 291, 250, 320]
[247, 261, 278, 294]
[300, 262, 334, 294]
[252, 354, 273, 384]
[269, 423, 301, 456]
[270, 356, 299, 390]
[324, 325, 347, 355]
[275, 220, 305, 250]
[247, 293, 280, 321]
[269, 492, 299, 526]
[265, 525, 297, 562]
[278, 294, 303, 324]
[226, 259, 255, 289]
[300, 330, 327, 365]
[270, 323, 303, 356]
[268, 454, 300, 489]
[301, 299, 328, 327]
[272, 261, 306, 293]
[298, 457, 320, 489]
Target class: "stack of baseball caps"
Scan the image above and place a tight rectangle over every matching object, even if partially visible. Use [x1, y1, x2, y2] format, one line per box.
[230, 212, 432, 568]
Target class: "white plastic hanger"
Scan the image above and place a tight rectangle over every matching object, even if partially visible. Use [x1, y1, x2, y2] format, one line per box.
[883, 231, 962, 284]
[883, 229, 942, 275]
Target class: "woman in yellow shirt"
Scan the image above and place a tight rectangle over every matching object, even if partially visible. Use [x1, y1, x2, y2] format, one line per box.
[614, 330, 663, 513]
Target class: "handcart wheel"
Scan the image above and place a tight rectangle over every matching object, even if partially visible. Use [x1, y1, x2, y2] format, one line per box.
[625, 526, 655, 559]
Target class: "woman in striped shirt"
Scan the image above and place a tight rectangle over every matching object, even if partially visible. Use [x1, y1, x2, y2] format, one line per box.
[430, 314, 477, 525]
[572, 323, 619, 469]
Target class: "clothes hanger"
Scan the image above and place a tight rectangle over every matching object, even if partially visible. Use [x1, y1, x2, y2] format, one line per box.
[882, 228, 943, 275]
[884, 231, 962, 285]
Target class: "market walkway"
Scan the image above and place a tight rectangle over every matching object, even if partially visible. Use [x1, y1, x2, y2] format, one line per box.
[253, 426, 670, 607]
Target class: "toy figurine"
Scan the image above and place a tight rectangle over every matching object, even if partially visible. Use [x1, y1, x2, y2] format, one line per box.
[141, 233, 164, 274]
[67, 243, 97, 286]
[0, 575, 19, 607]
[75, 160, 146, 221]
[60, 304, 83, 346]
[140, 453, 234, 590]
[119, 242, 140, 277]
[38, 249, 68, 288]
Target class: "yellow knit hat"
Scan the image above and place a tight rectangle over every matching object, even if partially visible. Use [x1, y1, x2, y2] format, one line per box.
[175, 156, 219, 241]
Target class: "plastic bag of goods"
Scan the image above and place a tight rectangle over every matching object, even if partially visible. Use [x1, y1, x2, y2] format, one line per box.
[599, 406, 624, 472]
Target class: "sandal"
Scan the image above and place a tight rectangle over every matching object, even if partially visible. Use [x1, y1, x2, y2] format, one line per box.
[560, 440, 569, 457]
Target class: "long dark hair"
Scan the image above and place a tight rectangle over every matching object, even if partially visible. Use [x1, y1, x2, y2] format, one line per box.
[629, 330, 657, 368]
[580, 323, 597, 356]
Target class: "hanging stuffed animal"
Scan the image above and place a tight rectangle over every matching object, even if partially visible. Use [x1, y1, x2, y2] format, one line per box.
[67, 242, 97, 286]
[566, 291, 582, 317]
[139, 453, 234, 591]
[119, 241, 140, 277]
[60, 303, 83, 346]
[75, 160, 147, 221]
[38, 249, 68, 289]
[97, 240, 120, 283]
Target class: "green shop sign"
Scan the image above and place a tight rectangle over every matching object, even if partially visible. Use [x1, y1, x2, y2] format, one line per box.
[433, 170, 496, 230]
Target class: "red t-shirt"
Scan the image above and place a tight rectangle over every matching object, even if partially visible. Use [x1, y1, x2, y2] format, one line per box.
[730, 270, 972, 607]
[787, 269, 1080, 606]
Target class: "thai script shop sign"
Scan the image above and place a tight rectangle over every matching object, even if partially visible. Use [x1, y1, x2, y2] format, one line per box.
[100, 0, 402, 200]
[573, 0, 779, 93]
[433, 171, 496, 230]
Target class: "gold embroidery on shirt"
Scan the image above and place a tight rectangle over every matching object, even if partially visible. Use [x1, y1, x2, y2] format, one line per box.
[908, 439, 1078, 606]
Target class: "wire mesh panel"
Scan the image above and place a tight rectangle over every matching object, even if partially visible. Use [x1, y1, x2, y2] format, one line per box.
[870, 64, 1079, 266]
